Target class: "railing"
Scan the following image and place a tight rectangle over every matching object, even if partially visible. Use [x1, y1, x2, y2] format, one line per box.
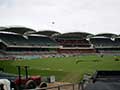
[24, 83, 84, 90]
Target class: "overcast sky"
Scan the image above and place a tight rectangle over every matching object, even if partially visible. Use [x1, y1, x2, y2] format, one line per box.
[0, 0, 120, 34]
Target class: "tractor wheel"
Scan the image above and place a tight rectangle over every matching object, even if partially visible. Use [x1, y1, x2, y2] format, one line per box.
[39, 82, 47, 90]
[25, 80, 37, 89]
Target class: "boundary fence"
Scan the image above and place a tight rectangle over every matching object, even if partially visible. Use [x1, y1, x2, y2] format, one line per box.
[24, 82, 85, 90]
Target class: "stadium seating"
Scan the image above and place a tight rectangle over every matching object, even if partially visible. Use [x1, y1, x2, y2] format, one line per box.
[0, 33, 58, 47]
[27, 35, 58, 46]
[56, 39, 91, 47]
[58, 49, 96, 54]
[90, 37, 114, 47]
[55, 32, 92, 48]
[114, 37, 120, 46]
[0, 33, 28, 46]
[89, 35, 120, 54]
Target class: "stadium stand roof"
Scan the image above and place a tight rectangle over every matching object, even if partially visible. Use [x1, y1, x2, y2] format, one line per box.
[33, 30, 61, 37]
[54, 32, 93, 39]
[116, 35, 120, 38]
[95, 33, 118, 38]
[0, 27, 36, 35]
[0, 31, 19, 35]
[27, 34, 48, 37]
[90, 36, 110, 39]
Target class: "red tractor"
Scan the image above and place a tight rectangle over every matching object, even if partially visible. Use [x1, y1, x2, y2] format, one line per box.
[11, 66, 47, 90]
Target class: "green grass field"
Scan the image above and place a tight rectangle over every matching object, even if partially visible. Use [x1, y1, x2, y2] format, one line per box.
[0, 55, 120, 82]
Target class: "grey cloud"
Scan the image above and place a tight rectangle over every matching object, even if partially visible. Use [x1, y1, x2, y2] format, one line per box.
[0, 0, 14, 8]
[0, 0, 120, 34]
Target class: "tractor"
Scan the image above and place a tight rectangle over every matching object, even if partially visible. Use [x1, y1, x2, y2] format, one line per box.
[11, 66, 47, 90]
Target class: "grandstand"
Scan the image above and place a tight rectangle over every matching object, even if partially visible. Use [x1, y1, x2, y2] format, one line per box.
[89, 33, 120, 54]
[53, 32, 96, 54]
[0, 32, 28, 46]
[90, 33, 118, 47]
[90, 36, 114, 47]
[0, 27, 120, 60]
[53, 32, 93, 47]
[0, 27, 61, 60]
